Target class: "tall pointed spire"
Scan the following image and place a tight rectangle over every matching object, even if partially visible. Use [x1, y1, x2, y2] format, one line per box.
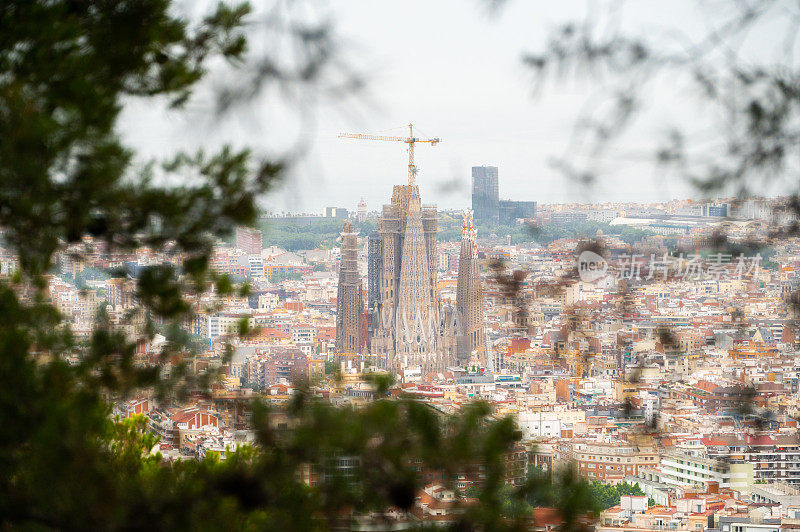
[336, 220, 363, 354]
[370, 181, 456, 375]
[395, 196, 440, 372]
[456, 210, 485, 365]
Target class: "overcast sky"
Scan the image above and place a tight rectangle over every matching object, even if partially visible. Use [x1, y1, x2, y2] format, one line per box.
[118, 0, 783, 215]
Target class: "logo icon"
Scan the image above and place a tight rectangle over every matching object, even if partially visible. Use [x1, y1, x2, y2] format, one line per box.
[578, 250, 607, 282]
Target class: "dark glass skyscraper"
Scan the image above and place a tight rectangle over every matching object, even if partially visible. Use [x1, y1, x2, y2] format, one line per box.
[499, 199, 537, 224]
[472, 166, 537, 225]
[471, 166, 499, 224]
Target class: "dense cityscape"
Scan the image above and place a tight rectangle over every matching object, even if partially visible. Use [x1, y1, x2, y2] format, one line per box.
[8, 160, 800, 529]
[7, 1, 800, 529]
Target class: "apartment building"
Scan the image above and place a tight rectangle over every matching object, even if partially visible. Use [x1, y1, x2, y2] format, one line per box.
[636, 449, 753, 495]
[554, 439, 658, 482]
[706, 434, 800, 485]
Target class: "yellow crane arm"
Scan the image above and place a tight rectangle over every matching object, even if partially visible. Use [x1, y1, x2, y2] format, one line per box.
[338, 123, 440, 186]
[338, 133, 439, 144]
[339, 133, 408, 143]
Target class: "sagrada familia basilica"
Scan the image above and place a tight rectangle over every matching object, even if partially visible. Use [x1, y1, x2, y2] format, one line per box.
[336, 179, 485, 374]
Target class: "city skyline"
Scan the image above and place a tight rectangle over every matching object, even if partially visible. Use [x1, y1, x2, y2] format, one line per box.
[120, 0, 795, 213]
[260, 190, 778, 218]
[8, 1, 800, 528]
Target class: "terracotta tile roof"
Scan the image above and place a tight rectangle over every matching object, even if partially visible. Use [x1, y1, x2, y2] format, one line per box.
[532, 507, 565, 527]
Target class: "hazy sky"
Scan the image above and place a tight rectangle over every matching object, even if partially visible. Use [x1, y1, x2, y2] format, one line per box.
[119, 0, 779, 214]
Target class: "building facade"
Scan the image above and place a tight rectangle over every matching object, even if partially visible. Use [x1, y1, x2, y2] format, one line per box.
[357, 196, 367, 222]
[234, 226, 262, 255]
[367, 230, 383, 342]
[456, 211, 485, 364]
[325, 206, 349, 219]
[706, 434, 800, 485]
[370, 183, 458, 373]
[471, 166, 499, 224]
[499, 199, 537, 224]
[637, 449, 753, 495]
[335, 220, 363, 354]
[471, 166, 536, 225]
[367, 231, 382, 315]
[554, 439, 659, 482]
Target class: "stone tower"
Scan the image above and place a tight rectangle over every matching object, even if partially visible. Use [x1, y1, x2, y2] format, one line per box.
[357, 196, 367, 222]
[366, 230, 383, 345]
[456, 210, 485, 365]
[394, 195, 440, 370]
[335, 220, 363, 354]
[371, 184, 454, 373]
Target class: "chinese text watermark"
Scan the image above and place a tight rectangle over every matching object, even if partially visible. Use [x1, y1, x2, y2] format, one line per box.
[577, 252, 762, 282]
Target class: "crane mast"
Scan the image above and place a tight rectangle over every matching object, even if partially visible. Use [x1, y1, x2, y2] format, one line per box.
[338, 123, 440, 186]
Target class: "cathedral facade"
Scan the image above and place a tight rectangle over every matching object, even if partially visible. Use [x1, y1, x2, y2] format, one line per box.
[364, 182, 485, 374]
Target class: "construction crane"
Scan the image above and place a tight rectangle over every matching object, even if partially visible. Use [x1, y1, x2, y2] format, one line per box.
[339, 123, 440, 186]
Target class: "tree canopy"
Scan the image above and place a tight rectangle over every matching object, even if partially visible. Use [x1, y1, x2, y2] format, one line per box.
[587, 482, 646, 511]
[0, 1, 595, 530]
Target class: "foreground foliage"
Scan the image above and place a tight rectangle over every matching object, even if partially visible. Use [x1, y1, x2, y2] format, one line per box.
[0, 1, 596, 530]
